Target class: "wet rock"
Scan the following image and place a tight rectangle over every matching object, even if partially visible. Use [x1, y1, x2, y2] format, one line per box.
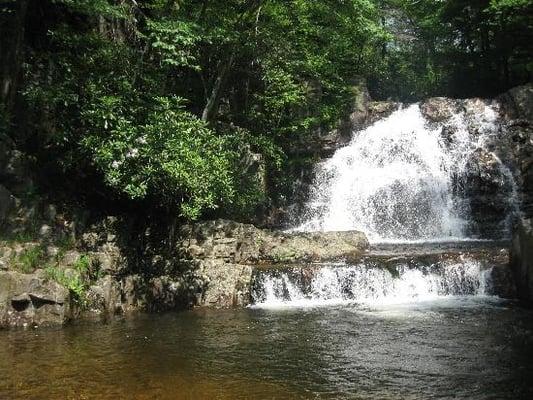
[490, 263, 516, 299]
[420, 97, 458, 122]
[461, 148, 514, 237]
[365, 101, 400, 125]
[510, 218, 533, 303]
[462, 98, 489, 118]
[498, 83, 533, 121]
[0, 270, 70, 328]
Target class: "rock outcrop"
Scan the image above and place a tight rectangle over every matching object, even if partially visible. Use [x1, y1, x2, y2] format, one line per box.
[178, 219, 369, 264]
[417, 84, 533, 238]
[511, 218, 533, 304]
[0, 270, 70, 327]
[499, 84, 533, 217]
[177, 219, 369, 307]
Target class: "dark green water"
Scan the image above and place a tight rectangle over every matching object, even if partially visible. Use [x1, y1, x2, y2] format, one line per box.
[1, 297, 532, 399]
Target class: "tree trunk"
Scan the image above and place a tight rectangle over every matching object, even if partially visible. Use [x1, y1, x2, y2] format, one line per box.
[201, 49, 236, 122]
[200, 0, 263, 123]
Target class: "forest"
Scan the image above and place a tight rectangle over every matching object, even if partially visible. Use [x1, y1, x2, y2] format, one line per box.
[1, 0, 531, 222]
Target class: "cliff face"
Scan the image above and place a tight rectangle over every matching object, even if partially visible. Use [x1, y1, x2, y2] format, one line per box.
[421, 85, 533, 230]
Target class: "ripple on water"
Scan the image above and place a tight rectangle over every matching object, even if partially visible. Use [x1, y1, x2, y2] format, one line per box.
[0, 298, 532, 399]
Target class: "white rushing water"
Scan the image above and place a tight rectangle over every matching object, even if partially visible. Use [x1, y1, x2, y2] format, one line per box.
[251, 260, 493, 309]
[293, 103, 514, 243]
[253, 102, 517, 309]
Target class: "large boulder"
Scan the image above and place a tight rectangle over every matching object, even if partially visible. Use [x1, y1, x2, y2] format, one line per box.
[420, 97, 459, 123]
[0, 270, 71, 328]
[364, 101, 400, 126]
[498, 83, 533, 121]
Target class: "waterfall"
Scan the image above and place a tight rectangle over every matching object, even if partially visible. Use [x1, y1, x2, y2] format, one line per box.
[292, 103, 517, 243]
[253, 101, 520, 309]
[251, 259, 494, 309]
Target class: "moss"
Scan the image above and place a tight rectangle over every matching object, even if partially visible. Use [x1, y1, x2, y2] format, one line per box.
[271, 249, 298, 263]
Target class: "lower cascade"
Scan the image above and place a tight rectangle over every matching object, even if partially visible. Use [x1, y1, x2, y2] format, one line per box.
[251, 256, 498, 308]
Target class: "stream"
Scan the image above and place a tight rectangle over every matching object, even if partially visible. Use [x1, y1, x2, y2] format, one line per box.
[1, 296, 532, 399]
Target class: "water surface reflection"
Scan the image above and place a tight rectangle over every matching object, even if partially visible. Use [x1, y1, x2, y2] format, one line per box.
[1, 298, 532, 399]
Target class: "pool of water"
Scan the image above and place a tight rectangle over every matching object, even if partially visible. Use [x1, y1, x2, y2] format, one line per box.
[1, 297, 532, 399]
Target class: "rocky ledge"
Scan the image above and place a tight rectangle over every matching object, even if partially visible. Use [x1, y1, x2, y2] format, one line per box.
[177, 220, 368, 308]
[0, 212, 368, 328]
[0, 270, 70, 327]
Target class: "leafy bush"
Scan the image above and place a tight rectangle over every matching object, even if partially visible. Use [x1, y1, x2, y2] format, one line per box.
[82, 96, 239, 219]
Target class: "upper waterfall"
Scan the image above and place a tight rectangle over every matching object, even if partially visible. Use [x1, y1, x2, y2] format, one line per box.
[292, 103, 517, 243]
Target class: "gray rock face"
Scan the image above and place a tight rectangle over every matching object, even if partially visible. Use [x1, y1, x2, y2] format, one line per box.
[178, 219, 368, 264]
[0, 270, 71, 328]
[511, 218, 533, 303]
[420, 97, 459, 123]
[199, 261, 253, 307]
[497, 84, 533, 217]
[499, 83, 533, 121]
[177, 219, 369, 307]
[462, 148, 516, 237]
[418, 86, 533, 237]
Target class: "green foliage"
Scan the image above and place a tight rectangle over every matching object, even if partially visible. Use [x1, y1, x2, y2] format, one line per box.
[11, 245, 46, 274]
[2, 0, 531, 221]
[80, 95, 246, 219]
[145, 19, 201, 69]
[45, 265, 87, 302]
[73, 254, 90, 273]
[56, 235, 76, 253]
[371, 0, 533, 99]
[45, 254, 97, 304]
